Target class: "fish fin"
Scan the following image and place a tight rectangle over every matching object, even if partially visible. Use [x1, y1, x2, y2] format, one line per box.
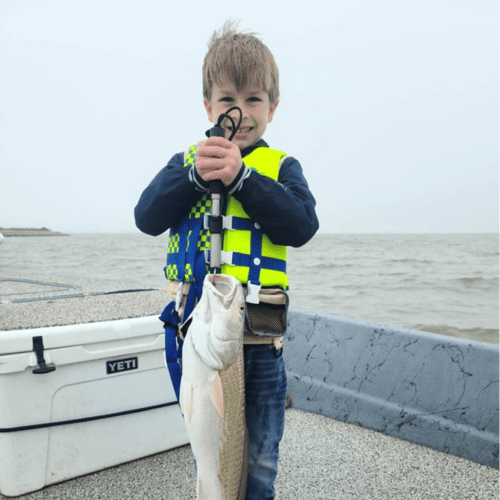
[197, 476, 208, 500]
[208, 372, 224, 418]
[179, 381, 193, 423]
[238, 423, 249, 500]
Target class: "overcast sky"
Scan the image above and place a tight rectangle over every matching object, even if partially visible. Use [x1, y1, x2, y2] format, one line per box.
[1, 0, 498, 234]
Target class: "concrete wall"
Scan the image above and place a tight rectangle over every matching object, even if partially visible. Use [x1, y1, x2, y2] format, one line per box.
[283, 309, 499, 469]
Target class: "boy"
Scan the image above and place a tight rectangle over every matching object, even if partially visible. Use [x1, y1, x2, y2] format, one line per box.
[135, 21, 318, 500]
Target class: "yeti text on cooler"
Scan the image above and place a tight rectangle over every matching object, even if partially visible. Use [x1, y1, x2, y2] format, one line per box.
[106, 357, 138, 374]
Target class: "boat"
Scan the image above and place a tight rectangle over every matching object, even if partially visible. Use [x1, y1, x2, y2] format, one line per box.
[0, 273, 498, 498]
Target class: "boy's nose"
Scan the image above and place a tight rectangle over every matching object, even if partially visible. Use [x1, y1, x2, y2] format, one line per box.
[230, 105, 248, 120]
[226, 107, 246, 127]
[229, 107, 242, 117]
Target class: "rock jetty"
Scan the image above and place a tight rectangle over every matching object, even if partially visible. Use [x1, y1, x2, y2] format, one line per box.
[0, 227, 68, 237]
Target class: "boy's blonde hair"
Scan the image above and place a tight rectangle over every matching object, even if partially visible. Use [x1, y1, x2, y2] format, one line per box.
[202, 21, 279, 104]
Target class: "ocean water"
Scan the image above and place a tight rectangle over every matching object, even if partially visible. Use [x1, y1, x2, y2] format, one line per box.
[1, 233, 498, 344]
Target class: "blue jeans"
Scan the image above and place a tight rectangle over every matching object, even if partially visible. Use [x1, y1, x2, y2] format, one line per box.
[183, 343, 287, 500]
[243, 343, 287, 500]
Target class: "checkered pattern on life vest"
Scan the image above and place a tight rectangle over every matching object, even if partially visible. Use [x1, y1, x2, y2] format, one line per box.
[198, 228, 210, 251]
[167, 233, 180, 253]
[165, 263, 193, 282]
[164, 145, 215, 283]
[185, 147, 212, 250]
[184, 263, 193, 281]
[188, 194, 211, 251]
[185, 145, 196, 167]
[181, 229, 210, 252]
[189, 196, 212, 219]
[165, 264, 178, 281]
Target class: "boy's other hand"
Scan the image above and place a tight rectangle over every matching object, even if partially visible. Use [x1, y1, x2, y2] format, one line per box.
[195, 136, 243, 187]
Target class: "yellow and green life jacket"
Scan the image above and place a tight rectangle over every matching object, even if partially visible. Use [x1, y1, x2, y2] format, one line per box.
[164, 145, 290, 301]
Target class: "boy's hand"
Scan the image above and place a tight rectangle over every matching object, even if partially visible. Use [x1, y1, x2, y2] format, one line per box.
[195, 136, 243, 187]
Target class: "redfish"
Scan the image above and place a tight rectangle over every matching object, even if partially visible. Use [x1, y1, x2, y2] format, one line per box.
[180, 273, 248, 500]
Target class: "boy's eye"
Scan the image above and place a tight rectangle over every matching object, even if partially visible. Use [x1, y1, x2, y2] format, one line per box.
[219, 96, 262, 103]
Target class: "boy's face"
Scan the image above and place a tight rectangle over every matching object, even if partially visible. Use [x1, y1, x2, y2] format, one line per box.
[204, 77, 279, 150]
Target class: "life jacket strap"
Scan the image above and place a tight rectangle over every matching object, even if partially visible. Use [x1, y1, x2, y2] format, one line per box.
[203, 249, 286, 274]
[175, 280, 184, 311]
[159, 302, 182, 404]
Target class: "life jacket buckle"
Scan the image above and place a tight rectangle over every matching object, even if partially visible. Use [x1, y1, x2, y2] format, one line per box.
[222, 215, 234, 230]
[204, 249, 234, 268]
[246, 281, 261, 304]
[221, 250, 234, 265]
[203, 214, 234, 231]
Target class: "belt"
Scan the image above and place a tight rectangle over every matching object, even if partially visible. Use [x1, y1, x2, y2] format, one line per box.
[164, 280, 282, 346]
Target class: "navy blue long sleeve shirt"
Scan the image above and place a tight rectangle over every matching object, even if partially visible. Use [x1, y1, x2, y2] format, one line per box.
[134, 139, 319, 248]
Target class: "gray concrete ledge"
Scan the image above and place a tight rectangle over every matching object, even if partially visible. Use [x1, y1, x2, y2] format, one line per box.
[0, 228, 68, 237]
[284, 309, 499, 469]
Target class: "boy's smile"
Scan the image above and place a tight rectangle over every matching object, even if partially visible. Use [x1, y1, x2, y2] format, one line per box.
[204, 78, 279, 150]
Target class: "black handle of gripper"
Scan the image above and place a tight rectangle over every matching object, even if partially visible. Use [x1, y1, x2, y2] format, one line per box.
[205, 110, 240, 272]
[208, 124, 225, 195]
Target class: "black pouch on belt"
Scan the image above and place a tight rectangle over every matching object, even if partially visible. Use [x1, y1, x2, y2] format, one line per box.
[244, 287, 289, 337]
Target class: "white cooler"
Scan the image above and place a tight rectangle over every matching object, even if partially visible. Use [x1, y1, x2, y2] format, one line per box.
[0, 276, 189, 497]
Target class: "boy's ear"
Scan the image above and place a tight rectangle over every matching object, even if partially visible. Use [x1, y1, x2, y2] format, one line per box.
[204, 98, 214, 123]
[267, 98, 280, 123]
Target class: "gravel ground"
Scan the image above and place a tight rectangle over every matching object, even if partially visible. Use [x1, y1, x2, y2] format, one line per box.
[0, 272, 169, 331]
[0, 409, 497, 500]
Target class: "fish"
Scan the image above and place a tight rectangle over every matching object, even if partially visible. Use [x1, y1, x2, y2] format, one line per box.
[179, 273, 248, 500]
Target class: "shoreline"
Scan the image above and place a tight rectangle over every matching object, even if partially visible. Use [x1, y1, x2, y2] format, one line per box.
[0, 227, 69, 237]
